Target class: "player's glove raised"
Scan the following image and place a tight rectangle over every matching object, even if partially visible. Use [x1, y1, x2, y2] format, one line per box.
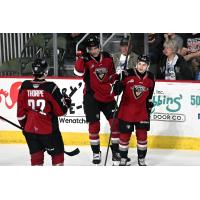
[76, 51, 89, 62]
[76, 50, 84, 57]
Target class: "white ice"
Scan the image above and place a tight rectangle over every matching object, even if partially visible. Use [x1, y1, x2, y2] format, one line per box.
[0, 144, 200, 166]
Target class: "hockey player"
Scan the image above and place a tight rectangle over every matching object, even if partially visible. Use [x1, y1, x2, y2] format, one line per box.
[74, 35, 120, 165]
[113, 55, 155, 166]
[17, 58, 71, 166]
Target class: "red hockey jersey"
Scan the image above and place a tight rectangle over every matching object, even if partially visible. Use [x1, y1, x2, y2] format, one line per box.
[17, 79, 68, 135]
[118, 68, 155, 122]
[74, 52, 115, 102]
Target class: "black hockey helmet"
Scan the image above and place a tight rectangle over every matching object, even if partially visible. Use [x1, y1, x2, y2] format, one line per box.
[32, 58, 48, 76]
[120, 37, 129, 46]
[86, 35, 100, 48]
[137, 55, 150, 65]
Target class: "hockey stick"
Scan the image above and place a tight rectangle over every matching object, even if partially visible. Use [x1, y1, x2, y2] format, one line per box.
[64, 148, 80, 156]
[0, 115, 22, 130]
[0, 115, 80, 156]
[104, 34, 132, 166]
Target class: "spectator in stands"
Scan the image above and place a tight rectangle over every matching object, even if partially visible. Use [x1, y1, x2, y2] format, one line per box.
[64, 33, 86, 62]
[157, 39, 193, 80]
[131, 33, 144, 55]
[128, 33, 163, 76]
[113, 37, 138, 71]
[61, 33, 86, 76]
[179, 33, 200, 78]
[148, 33, 164, 76]
[164, 33, 183, 54]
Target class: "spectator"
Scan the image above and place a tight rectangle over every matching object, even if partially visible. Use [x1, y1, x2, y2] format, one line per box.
[64, 33, 86, 62]
[179, 33, 200, 77]
[131, 33, 144, 55]
[164, 33, 183, 54]
[157, 39, 193, 80]
[113, 37, 138, 71]
[148, 33, 164, 76]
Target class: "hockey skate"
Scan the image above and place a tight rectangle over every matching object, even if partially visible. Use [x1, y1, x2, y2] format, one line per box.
[138, 158, 147, 166]
[112, 151, 121, 166]
[119, 158, 129, 166]
[110, 145, 131, 166]
[111, 152, 131, 165]
[92, 151, 101, 165]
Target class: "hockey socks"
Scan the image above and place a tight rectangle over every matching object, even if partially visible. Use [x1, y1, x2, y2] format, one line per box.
[136, 129, 148, 166]
[119, 132, 132, 159]
[136, 128, 147, 159]
[89, 121, 100, 153]
[108, 118, 120, 146]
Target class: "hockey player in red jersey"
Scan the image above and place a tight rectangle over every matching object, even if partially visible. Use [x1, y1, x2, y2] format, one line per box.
[113, 55, 155, 166]
[74, 35, 120, 165]
[17, 58, 71, 166]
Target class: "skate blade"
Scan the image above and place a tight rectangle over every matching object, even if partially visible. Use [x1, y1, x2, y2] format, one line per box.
[93, 162, 101, 166]
[112, 160, 132, 166]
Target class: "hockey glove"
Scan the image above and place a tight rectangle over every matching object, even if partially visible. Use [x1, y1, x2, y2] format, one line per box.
[76, 51, 89, 62]
[64, 95, 72, 108]
[146, 99, 154, 114]
[62, 88, 72, 108]
[18, 117, 27, 130]
[113, 80, 124, 95]
[76, 50, 84, 57]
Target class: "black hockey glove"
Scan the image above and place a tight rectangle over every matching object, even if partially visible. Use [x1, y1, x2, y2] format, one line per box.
[64, 95, 72, 108]
[18, 117, 27, 130]
[62, 88, 72, 108]
[113, 80, 124, 95]
[146, 99, 154, 114]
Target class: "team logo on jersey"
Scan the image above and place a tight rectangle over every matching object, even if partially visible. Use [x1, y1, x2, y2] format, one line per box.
[132, 85, 147, 99]
[94, 68, 108, 81]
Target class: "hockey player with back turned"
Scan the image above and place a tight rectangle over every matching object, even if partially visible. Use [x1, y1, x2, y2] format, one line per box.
[74, 35, 120, 165]
[113, 55, 155, 166]
[17, 58, 71, 166]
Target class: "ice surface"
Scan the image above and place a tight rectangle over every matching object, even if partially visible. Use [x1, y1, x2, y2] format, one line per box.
[0, 144, 200, 166]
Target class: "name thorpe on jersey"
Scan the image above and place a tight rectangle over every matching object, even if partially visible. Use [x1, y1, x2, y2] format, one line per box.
[0, 80, 87, 125]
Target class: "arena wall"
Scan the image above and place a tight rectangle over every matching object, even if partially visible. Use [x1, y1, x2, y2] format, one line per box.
[1, 77, 200, 150]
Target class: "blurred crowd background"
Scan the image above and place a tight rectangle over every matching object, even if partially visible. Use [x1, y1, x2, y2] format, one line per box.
[0, 33, 199, 80]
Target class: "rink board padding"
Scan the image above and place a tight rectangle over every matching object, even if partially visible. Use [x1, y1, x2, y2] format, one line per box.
[1, 131, 200, 150]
